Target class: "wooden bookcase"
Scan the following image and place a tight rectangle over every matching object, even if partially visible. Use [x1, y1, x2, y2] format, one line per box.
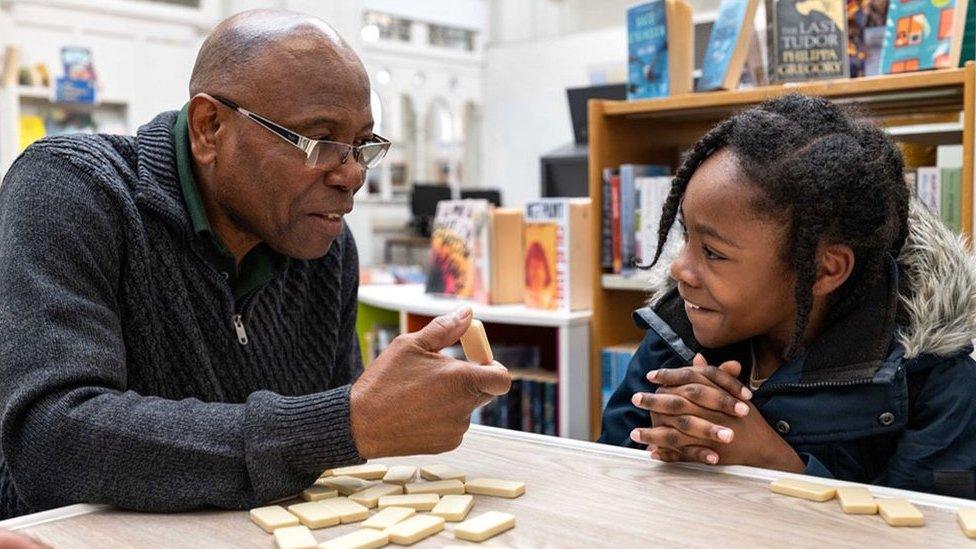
[586, 63, 976, 439]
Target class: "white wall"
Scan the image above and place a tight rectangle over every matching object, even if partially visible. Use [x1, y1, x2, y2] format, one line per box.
[482, 26, 626, 209]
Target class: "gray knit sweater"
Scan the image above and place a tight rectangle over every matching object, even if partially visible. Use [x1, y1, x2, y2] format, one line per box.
[0, 111, 364, 519]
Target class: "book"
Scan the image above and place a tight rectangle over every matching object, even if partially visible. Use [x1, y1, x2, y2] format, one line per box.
[848, 0, 891, 76]
[18, 115, 46, 152]
[2, 46, 20, 88]
[610, 173, 623, 273]
[523, 198, 593, 311]
[601, 344, 641, 411]
[698, 0, 762, 91]
[766, 0, 850, 83]
[879, 0, 970, 73]
[960, 0, 975, 65]
[620, 164, 669, 273]
[489, 208, 524, 305]
[636, 175, 674, 266]
[940, 167, 962, 232]
[425, 199, 492, 303]
[915, 166, 942, 217]
[600, 168, 619, 270]
[627, 0, 695, 99]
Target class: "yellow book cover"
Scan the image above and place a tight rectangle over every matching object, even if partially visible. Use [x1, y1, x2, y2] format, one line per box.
[18, 115, 46, 151]
[425, 199, 492, 303]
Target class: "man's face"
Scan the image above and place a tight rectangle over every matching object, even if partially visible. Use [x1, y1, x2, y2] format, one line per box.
[210, 38, 372, 259]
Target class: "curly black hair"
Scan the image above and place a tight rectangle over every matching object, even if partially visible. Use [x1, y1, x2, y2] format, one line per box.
[644, 93, 910, 357]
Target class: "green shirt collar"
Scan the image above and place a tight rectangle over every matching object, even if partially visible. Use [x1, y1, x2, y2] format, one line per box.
[172, 102, 289, 300]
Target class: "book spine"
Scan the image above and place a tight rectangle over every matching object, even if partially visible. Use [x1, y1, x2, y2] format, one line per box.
[611, 174, 623, 273]
[533, 380, 545, 434]
[620, 165, 636, 273]
[601, 349, 613, 411]
[601, 168, 615, 269]
[521, 379, 533, 433]
[544, 381, 557, 436]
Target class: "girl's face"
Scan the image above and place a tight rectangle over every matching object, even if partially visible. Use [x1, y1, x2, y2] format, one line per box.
[668, 149, 797, 350]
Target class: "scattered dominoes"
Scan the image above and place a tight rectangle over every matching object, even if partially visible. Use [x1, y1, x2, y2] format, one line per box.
[253, 463, 529, 545]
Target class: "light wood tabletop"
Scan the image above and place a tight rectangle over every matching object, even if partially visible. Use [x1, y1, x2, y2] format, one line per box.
[3, 426, 974, 547]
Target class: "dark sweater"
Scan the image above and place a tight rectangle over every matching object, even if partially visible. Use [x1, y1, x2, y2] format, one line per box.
[0, 111, 364, 519]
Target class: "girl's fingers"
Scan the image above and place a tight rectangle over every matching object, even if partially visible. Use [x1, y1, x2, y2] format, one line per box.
[630, 426, 705, 450]
[679, 445, 720, 465]
[667, 414, 734, 444]
[654, 383, 749, 417]
[647, 364, 752, 401]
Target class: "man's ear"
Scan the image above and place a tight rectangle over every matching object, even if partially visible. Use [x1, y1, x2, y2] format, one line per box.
[187, 95, 222, 166]
[812, 242, 855, 297]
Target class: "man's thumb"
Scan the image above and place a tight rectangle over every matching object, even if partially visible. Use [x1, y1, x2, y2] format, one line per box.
[467, 361, 512, 396]
[412, 307, 472, 352]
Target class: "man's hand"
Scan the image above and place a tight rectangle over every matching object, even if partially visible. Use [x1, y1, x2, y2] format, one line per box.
[629, 354, 804, 472]
[349, 308, 511, 459]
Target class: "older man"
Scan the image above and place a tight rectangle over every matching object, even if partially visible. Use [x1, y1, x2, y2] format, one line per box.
[0, 10, 510, 518]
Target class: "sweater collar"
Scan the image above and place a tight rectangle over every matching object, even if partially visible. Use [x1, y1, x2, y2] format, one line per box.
[133, 109, 194, 236]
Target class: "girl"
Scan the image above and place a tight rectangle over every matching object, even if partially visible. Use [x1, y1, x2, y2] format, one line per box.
[599, 94, 976, 499]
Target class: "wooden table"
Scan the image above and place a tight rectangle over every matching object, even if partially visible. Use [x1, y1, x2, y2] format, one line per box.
[3, 426, 974, 547]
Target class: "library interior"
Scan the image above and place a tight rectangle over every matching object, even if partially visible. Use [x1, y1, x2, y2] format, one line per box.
[0, 0, 974, 547]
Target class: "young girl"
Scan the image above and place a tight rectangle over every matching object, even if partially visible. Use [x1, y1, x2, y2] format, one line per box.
[600, 94, 976, 499]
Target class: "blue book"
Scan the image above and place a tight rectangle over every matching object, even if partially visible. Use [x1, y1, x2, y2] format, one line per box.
[628, 0, 694, 99]
[880, 0, 970, 73]
[619, 164, 669, 273]
[698, 0, 760, 91]
[601, 349, 616, 411]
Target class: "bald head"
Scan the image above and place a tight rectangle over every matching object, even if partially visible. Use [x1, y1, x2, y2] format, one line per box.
[189, 9, 367, 100]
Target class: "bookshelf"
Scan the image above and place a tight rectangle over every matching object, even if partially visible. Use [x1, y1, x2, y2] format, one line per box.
[587, 64, 976, 439]
[0, 85, 130, 177]
[357, 283, 592, 440]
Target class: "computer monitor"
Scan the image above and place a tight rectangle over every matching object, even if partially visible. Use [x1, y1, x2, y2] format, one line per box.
[566, 83, 627, 145]
[460, 189, 502, 207]
[410, 183, 452, 237]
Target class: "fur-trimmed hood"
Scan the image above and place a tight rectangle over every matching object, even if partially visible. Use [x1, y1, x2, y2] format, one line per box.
[643, 199, 976, 359]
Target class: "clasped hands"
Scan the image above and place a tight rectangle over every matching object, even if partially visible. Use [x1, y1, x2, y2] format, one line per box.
[629, 354, 805, 473]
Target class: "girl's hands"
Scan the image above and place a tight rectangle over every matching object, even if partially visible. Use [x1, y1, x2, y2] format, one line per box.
[629, 354, 805, 473]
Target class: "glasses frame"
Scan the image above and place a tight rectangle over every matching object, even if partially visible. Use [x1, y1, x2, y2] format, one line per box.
[210, 95, 391, 170]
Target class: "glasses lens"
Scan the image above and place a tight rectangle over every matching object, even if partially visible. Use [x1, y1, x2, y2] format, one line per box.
[308, 142, 348, 169]
[359, 142, 389, 169]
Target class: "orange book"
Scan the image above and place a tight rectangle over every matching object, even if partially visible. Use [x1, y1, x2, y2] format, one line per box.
[523, 198, 593, 312]
[425, 199, 492, 303]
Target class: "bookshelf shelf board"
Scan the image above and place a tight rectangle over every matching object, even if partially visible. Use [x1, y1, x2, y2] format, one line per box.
[16, 86, 128, 107]
[602, 68, 969, 121]
[358, 284, 592, 328]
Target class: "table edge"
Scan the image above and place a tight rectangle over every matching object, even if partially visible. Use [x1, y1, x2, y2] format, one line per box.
[4, 426, 972, 530]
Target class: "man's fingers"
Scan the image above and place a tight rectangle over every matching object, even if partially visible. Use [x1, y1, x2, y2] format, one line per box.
[463, 360, 512, 396]
[411, 308, 472, 352]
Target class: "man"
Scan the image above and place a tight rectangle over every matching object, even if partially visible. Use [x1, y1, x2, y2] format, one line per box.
[0, 9, 510, 519]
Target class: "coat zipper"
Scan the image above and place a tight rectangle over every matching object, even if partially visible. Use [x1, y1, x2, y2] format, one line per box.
[752, 377, 879, 396]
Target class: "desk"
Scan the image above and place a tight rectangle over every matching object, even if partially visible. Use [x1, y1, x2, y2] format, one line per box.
[3, 426, 972, 547]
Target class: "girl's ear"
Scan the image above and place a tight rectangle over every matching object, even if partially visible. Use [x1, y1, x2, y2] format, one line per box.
[812, 243, 855, 297]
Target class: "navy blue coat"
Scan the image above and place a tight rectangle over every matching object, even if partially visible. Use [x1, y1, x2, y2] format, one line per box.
[600, 254, 976, 499]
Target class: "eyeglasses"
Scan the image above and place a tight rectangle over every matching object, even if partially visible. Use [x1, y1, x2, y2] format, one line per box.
[211, 95, 391, 170]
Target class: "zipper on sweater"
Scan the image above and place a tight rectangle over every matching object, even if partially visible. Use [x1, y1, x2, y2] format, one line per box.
[232, 291, 260, 346]
[233, 314, 249, 345]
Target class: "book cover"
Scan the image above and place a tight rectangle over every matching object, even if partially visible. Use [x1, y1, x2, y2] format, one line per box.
[848, 0, 891, 76]
[960, 1, 975, 65]
[628, 0, 671, 99]
[521, 379, 534, 433]
[766, 0, 850, 82]
[698, 0, 762, 91]
[940, 167, 962, 232]
[915, 166, 942, 217]
[524, 198, 593, 311]
[627, 0, 694, 99]
[879, 0, 970, 73]
[533, 380, 545, 434]
[620, 164, 669, 273]
[425, 199, 492, 303]
[636, 175, 673, 267]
